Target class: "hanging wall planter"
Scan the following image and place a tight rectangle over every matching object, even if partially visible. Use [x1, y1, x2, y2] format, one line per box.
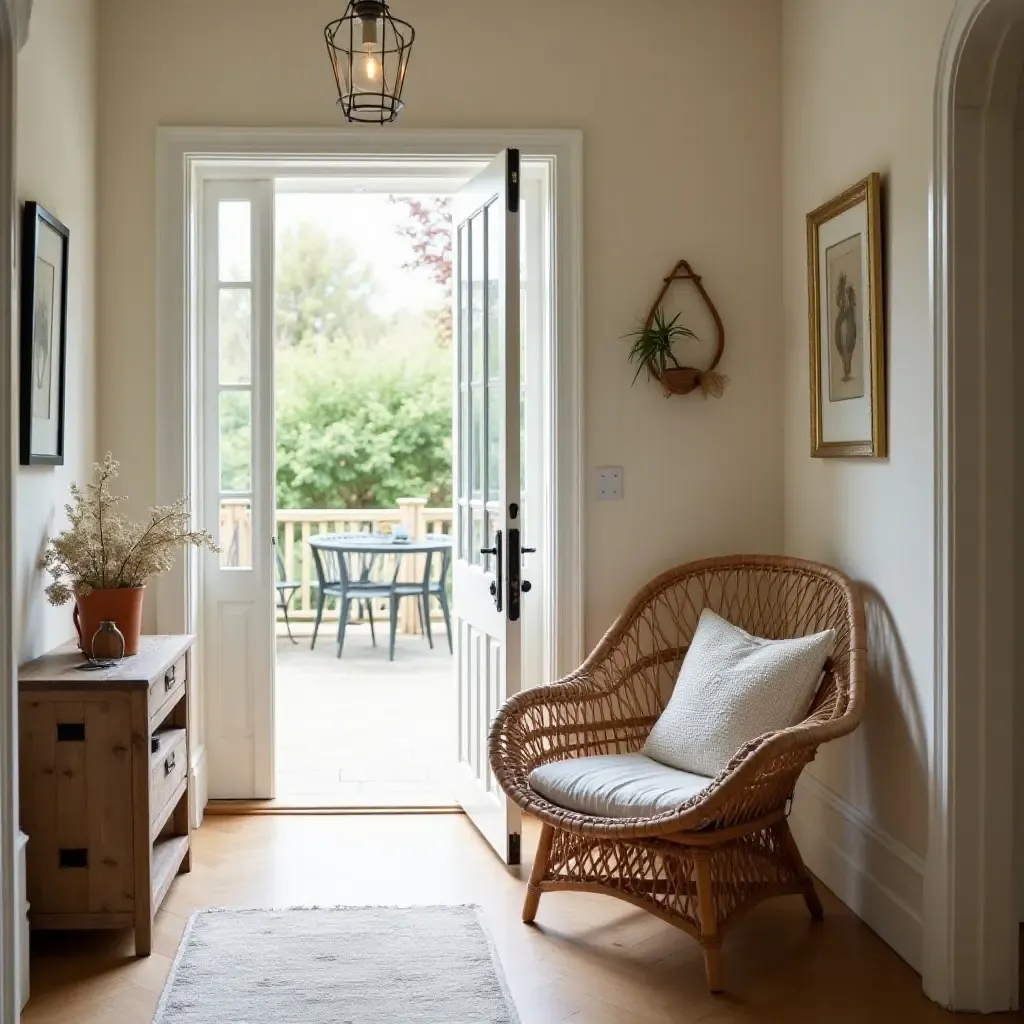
[626, 259, 728, 398]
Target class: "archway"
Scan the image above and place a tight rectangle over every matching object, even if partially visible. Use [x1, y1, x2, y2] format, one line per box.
[928, 0, 1024, 1011]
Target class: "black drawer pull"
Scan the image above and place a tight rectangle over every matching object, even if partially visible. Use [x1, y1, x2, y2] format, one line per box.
[164, 751, 176, 777]
[56, 722, 85, 742]
[59, 848, 88, 869]
[164, 666, 176, 692]
[151, 736, 160, 754]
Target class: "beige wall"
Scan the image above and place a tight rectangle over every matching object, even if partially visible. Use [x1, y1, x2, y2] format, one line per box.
[781, 0, 954, 860]
[16, 0, 97, 662]
[96, 0, 784, 642]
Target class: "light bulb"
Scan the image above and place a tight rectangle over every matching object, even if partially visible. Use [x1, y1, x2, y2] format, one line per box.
[363, 46, 379, 81]
[358, 14, 380, 87]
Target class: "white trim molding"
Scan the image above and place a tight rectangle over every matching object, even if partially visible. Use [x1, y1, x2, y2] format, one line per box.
[927, 0, 1023, 1011]
[0, 1, 26, 1020]
[790, 774, 925, 973]
[155, 127, 585, 810]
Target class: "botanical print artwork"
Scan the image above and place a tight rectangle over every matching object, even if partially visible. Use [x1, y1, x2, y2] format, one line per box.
[32, 256, 55, 420]
[806, 173, 885, 457]
[826, 233, 865, 402]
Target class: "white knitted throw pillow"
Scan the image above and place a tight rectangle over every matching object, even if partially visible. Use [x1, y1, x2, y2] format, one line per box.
[642, 609, 835, 777]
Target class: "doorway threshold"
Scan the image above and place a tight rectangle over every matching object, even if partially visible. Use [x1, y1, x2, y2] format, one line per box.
[205, 799, 463, 816]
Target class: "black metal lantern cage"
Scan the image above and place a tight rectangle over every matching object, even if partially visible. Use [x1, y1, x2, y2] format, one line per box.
[325, 0, 415, 125]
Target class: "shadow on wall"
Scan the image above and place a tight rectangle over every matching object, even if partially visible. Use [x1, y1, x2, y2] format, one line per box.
[16, 495, 57, 664]
[858, 583, 929, 853]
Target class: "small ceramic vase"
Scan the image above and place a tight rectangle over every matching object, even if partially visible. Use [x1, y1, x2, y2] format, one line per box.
[89, 620, 126, 664]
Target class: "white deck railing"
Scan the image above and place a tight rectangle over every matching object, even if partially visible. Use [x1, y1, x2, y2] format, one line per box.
[220, 499, 453, 634]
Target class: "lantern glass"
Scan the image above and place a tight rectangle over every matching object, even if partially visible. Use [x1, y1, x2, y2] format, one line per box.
[325, 1, 415, 124]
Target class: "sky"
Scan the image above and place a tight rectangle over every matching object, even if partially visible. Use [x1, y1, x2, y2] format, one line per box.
[275, 192, 447, 316]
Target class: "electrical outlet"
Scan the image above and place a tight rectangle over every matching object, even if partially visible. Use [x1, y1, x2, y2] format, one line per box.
[596, 466, 623, 501]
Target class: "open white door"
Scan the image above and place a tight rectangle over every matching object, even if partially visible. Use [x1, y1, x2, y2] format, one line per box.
[452, 150, 525, 864]
[200, 180, 276, 799]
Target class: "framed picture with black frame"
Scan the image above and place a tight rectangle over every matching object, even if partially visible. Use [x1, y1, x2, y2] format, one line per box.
[20, 201, 69, 466]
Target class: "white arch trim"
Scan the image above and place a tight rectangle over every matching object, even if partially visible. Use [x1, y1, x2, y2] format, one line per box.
[927, 0, 1022, 1012]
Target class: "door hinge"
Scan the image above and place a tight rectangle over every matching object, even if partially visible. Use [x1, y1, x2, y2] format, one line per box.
[508, 831, 521, 866]
[507, 149, 520, 214]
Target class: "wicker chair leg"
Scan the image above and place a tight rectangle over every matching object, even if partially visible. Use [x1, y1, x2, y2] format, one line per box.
[778, 819, 824, 921]
[693, 854, 724, 994]
[523, 823, 555, 924]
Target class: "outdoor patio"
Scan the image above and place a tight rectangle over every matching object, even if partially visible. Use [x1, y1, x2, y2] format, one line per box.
[275, 624, 455, 807]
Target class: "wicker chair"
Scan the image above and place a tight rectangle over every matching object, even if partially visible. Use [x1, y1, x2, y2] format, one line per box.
[489, 555, 865, 992]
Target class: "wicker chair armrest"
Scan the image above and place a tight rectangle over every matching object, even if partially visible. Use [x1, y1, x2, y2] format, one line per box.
[489, 638, 683, 780]
[490, 673, 625, 777]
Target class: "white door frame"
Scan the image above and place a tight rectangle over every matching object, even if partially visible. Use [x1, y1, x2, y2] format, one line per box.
[1, 3, 32, 1019]
[155, 127, 584, 816]
[927, 0, 1023, 1011]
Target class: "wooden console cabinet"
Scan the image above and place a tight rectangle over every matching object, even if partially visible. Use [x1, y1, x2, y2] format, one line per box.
[18, 634, 195, 956]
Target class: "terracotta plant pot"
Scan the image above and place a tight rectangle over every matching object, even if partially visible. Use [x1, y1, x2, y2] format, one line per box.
[658, 366, 701, 396]
[74, 586, 145, 657]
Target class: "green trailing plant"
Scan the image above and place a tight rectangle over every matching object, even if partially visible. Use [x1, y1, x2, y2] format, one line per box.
[625, 305, 699, 384]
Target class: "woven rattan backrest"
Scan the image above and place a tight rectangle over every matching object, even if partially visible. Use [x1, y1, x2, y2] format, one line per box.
[586, 556, 861, 740]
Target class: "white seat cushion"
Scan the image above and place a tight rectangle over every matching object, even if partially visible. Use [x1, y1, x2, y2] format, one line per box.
[642, 608, 835, 777]
[528, 753, 712, 818]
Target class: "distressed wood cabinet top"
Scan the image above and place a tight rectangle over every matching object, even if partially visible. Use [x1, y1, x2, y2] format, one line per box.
[19, 635, 195, 691]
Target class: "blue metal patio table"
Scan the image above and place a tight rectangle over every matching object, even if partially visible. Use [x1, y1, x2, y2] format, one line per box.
[308, 532, 453, 661]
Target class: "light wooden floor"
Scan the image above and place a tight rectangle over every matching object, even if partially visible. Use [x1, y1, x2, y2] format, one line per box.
[23, 814, 1021, 1023]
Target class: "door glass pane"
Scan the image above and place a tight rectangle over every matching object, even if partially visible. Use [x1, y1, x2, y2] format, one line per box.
[218, 498, 252, 569]
[471, 507, 485, 567]
[218, 201, 251, 283]
[483, 509, 494, 572]
[219, 288, 251, 384]
[219, 390, 252, 492]
[488, 385, 500, 500]
[519, 198, 528, 283]
[471, 385, 483, 497]
[471, 210, 485, 384]
[458, 222, 470, 499]
[487, 200, 501, 376]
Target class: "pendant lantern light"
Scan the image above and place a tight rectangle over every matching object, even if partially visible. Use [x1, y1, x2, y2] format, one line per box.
[324, 1, 415, 125]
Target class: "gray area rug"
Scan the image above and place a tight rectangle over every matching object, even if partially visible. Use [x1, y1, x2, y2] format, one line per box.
[153, 906, 520, 1023]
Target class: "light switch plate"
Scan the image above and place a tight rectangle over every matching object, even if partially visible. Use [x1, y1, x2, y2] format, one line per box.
[596, 466, 623, 501]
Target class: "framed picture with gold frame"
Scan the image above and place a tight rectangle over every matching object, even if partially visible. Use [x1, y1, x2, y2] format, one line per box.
[806, 173, 886, 458]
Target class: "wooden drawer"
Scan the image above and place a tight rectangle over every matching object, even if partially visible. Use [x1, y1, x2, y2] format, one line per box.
[148, 656, 185, 727]
[150, 727, 187, 829]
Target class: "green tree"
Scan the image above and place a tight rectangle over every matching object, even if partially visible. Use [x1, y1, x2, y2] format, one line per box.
[390, 196, 453, 345]
[269, 215, 452, 511]
[275, 334, 451, 509]
[275, 223, 389, 349]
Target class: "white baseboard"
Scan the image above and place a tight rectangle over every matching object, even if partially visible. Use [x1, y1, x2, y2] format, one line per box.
[16, 830, 28, 1011]
[191, 744, 207, 829]
[789, 772, 925, 973]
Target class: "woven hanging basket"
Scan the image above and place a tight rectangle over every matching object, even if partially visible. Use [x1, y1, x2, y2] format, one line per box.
[642, 259, 727, 398]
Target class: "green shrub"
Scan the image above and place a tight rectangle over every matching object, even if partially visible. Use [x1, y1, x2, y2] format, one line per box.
[275, 334, 452, 509]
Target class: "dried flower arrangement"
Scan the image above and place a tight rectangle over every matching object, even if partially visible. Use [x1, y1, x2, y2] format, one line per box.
[42, 453, 217, 607]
